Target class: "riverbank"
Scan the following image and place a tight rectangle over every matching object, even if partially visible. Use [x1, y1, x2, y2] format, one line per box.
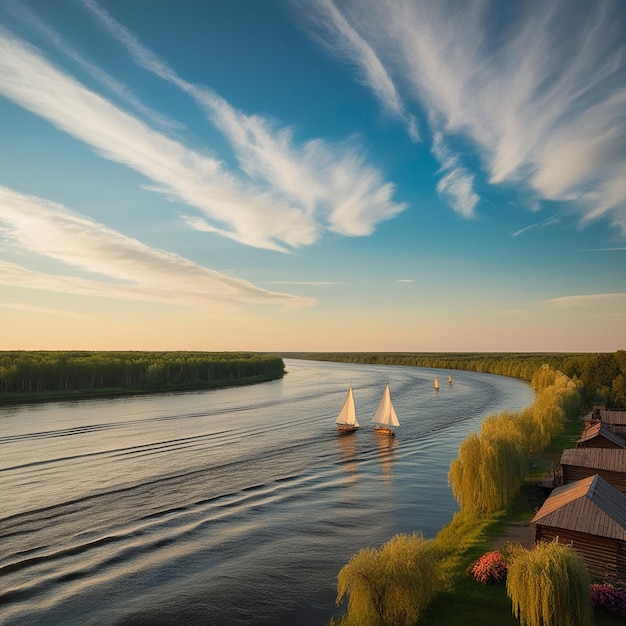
[0, 372, 284, 406]
[422, 415, 622, 625]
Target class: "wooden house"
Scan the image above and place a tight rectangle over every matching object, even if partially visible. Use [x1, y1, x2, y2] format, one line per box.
[577, 421, 626, 449]
[560, 448, 626, 495]
[583, 405, 626, 438]
[532, 474, 626, 581]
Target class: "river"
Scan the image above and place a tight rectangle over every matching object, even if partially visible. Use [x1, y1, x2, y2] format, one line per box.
[0, 358, 534, 625]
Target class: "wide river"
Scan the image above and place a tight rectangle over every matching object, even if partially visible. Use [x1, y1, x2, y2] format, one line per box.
[0, 358, 534, 625]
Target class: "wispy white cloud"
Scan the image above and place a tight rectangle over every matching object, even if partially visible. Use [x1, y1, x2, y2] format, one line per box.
[0, 21, 405, 253]
[576, 247, 626, 252]
[0, 27, 313, 253]
[436, 170, 479, 218]
[193, 91, 405, 237]
[397, 279, 414, 283]
[302, 0, 626, 231]
[0, 302, 91, 318]
[431, 131, 478, 217]
[302, 0, 479, 216]
[266, 281, 339, 286]
[512, 214, 561, 237]
[7, 1, 183, 132]
[545, 293, 626, 307]
[81, 0, 407, 240]
[298, 0, 419, 141]
[0, 186, 316, 309]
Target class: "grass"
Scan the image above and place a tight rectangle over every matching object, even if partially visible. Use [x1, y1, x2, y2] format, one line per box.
[422, 505, 621, 625]
[421, 510, 519, 626]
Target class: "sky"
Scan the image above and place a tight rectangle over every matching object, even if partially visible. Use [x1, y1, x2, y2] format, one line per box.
[0, 0, 625, 353]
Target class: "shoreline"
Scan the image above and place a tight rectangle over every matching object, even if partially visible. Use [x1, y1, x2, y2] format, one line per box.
[0, 372, 284, 407]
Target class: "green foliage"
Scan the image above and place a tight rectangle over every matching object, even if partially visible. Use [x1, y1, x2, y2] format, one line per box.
[448, 411, 528, 515]
[531, 364, 561, 393]
[287, 350, 626, 407]
[448, 365, 582, 514]
[333, 532, 443, 626]
[0, 351, 285, 398]
[506, 540, 592, 626]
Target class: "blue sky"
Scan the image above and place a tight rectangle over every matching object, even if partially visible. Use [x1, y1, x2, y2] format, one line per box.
[0, 0, 625, 352]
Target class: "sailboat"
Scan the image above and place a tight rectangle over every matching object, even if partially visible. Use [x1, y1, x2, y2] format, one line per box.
[434, 377, 439, 390]
[371, 383, 400, 436]
[448, 374, 453, 385]
[335, 385, 360, 433]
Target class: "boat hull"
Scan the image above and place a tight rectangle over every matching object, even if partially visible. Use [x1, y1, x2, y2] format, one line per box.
[336, 426, 359, 434]
[374, 427, 395, 436]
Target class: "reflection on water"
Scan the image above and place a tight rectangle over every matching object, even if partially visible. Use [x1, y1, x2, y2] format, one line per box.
[336, 432, 359, 486]
[0, 359, 533, 625]
[374, 433, 397, 484]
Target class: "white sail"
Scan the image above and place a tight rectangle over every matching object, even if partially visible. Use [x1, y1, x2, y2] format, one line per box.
[448, 375, 453, 384]
[434, 377, 439, 390]
[336, 385, 359, 427]
[371, 384, 400, 427]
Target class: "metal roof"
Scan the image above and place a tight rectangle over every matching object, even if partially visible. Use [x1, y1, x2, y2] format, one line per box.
[531, 474, 626, 540]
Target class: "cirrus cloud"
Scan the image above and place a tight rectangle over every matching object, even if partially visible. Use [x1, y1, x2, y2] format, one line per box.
[301, 0, 626, 231]
[0, 23, 406, 253]
[0, 186, 316, 310]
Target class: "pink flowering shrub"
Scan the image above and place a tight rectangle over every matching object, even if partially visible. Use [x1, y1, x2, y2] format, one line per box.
[591, 583, 626, 617]
[471, 550, 508, 584]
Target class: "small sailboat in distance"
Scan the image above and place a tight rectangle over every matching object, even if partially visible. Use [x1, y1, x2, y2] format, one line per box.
[335, 385, 360, 434]
[372, 383, 400, 436]
[448, 374, 453, 385]
[434, 377, 439, 390]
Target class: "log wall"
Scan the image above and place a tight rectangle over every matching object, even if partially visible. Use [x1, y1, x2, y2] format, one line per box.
[562, 466, 626, 495]
[533, 525, 625, 582]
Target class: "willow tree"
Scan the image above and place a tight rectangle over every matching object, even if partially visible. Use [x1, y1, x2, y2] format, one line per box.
[480, 411, 524, 446]
[333, 532, 442, 626]
[448, 424, 526, 514]
[506, 540, 591, 626]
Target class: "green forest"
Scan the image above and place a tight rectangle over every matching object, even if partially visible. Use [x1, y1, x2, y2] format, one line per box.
[0, 351, 285, 402]
[2, 350, 624, 408]
[283, 351, 626, 408]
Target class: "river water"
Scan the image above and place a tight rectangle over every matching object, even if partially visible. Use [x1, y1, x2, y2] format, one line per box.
[0, 358, 534, 625]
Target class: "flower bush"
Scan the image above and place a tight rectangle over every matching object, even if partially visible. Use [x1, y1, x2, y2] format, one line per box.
[591, 583, 626, 617]
[471, 550, 508, 584]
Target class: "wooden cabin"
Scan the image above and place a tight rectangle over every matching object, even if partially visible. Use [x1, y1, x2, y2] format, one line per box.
[583, 405, 626, 438]
[560, 448, 626, 495]
[532, 474, 626, 582]
[577, 421, 626, 449]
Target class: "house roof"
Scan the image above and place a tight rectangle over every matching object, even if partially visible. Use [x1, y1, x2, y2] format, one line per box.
[561, 447, 626, 473]
[577, 422, 626, 448]
[583, 408, 626, 426]
[531, 474, 626, 540]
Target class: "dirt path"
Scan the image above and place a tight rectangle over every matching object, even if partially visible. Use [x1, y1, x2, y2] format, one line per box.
[493, 521, 533, 550]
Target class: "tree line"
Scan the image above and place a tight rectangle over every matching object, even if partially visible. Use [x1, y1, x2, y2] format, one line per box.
[284, 351, 626, 407]
[0, 351, 285, 397]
